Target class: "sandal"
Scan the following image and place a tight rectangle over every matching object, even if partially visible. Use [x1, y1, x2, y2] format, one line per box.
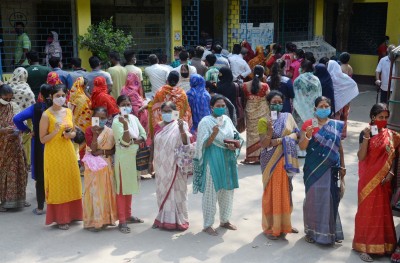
[291, 227, 299, 234]
[359, 253, 373, 262]
[266, 234, 279, 240]
[305, 235, 315, 244]
[32, 208, 46, 215]
[118, 223, 131, 234]
[24, 201, 31, 207]
[219, 222, 237, 230]
[335, 239, 343, 243]
[126, 216, 144, 224]
[203, 227, 218, 236]
[58, 224, 70, 230]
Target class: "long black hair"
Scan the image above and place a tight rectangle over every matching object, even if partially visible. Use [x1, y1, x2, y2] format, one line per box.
[269, 60, 285, 90]
[251, 65, 265, 95]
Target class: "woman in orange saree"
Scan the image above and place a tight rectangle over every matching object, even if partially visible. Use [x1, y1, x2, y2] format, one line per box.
[258, 91, 299, 240]
[353, 103, 400, 262]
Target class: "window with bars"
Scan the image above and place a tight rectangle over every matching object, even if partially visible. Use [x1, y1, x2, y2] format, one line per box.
[0, 0, 75, 73]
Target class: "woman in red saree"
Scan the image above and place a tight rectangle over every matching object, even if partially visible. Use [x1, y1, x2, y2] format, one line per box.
[353, 103, 400, 262]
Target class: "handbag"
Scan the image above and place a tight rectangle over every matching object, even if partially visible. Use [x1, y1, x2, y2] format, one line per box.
[223, 139, 241, 149]
[136, 143, 150, 171]
[175, 143, 196, 176]
[234, 82, 246, 133]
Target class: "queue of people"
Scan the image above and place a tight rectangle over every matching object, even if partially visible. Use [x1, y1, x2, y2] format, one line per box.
[0, 39, 399, 263]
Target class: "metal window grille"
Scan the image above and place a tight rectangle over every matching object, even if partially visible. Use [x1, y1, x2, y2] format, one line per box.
[0, 0, 75, 74]
[182, 0, 199, 49]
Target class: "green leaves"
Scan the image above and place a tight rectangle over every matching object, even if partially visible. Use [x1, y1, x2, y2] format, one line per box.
[78, 17, 134, 66]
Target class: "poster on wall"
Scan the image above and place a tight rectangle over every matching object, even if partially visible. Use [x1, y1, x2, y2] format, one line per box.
[240, 23, 274, 50]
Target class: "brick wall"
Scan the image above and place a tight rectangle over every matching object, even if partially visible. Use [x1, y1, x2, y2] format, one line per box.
[228, 0, 240, 51]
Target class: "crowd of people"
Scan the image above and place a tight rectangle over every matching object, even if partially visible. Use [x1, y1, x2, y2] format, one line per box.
[1, 39, 400, 263]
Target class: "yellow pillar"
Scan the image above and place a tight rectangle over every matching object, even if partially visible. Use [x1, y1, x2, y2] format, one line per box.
[314, 0, 324, 36]
[76, 0, 92, 70]
[170, 0, 183, 56]
[227, 0, 240, 51]
[386, 0, 400, 46]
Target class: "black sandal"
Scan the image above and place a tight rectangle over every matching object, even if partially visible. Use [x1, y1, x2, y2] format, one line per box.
[118, 223, 131, 234]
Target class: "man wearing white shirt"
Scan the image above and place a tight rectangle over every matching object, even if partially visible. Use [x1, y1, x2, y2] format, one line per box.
[228, 44, 251, 82]
[376, 45, 395, 103]
[173, 50, 197, 91]
[144, 54, 170, 98]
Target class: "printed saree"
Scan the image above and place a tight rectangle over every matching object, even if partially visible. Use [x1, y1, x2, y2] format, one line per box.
[303, 119, 344, 245]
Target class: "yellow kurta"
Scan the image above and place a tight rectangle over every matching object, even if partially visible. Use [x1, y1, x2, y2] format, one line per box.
[44, 108, 82, 204]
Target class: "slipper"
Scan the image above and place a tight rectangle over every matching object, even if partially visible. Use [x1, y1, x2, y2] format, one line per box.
[219, 222, 237, 230]
[32, 208, 46, 215]
[24, 201, 31, 207]
[126, 216, 144, 224]
[203, 227, 218, 236]
[266, 234, 279, 240]
[359, 253, 373, 262]
[58, 224, 70, 230]
[118, 223, 131, 234]
[305, 235, 315, 244]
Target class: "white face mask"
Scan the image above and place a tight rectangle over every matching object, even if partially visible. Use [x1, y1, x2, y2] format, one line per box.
[119, 106, 132, 115]
[0, 98, 10, 105]
[53, 97, 66, 107]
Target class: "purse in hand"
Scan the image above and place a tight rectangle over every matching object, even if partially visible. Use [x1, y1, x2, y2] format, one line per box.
[223, 139, 240, 149]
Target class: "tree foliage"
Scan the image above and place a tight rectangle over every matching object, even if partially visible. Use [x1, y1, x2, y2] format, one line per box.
[78, 17, 133, 64]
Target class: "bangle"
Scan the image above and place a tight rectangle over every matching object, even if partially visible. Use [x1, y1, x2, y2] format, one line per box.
[340, 167, 346, 170]
[305, 134, 312, 140]
[124, 129, 129, 132]
[363, 136, 370, 140]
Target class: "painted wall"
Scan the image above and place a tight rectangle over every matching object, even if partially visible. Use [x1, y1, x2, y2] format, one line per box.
[350, 0, 400, 76]
[76, 0, 91, 70]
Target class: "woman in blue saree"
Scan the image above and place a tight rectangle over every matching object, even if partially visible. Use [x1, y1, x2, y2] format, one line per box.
[299, 96, 346, 245]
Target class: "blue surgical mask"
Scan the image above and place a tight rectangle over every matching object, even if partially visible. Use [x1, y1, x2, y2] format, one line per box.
[162, 113, 173, 122]
[213, 107, 225, 117]
[120, 106, 132, 115]
[99, 119, 107, 128]
[315, 108, 331, 119]
[270, 104, 283, 112]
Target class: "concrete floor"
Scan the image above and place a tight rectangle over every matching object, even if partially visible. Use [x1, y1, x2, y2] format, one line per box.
[1, 85, 398, 263]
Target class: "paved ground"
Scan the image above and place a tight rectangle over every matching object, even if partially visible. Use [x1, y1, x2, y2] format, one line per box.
[2, 84, 398, 263]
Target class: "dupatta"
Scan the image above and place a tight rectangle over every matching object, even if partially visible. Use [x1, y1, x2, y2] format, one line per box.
[187, 74, 211, 133]
[7, 67, 35, 110]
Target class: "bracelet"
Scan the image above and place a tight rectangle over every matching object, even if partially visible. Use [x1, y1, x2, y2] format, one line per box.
[124, 129, 129, 132]
[305, 134, 312, 141]
[340, 167, 346, 170]
[363, 136, 370, 140]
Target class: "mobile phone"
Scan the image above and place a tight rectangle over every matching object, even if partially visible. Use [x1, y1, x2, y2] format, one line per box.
[217, 116, 224, 126]
[271, 111, 278, 120]
[92, 117, 100, 127]
[370, 125, 378, 136]
[171, 110, 179, 121]
[312, 118, 318, 128]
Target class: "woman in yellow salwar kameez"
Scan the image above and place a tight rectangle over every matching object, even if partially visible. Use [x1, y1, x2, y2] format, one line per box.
[258, 90, 300, 240]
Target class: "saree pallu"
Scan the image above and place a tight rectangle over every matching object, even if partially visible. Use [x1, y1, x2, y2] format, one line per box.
[153, 121, 191, 230]
[260, 113, 299, 237]
[303, 120, 344, 245]
[353, 129, 400, 254]
[0, 103, 28, 209]
[243, 83, 269, 163]
[83, 127, 117, 229]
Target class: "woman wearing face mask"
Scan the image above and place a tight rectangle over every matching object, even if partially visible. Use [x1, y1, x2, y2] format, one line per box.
[45, 31, 62, 67]
[242, 65, 270, 164]
[112, 95, 147, 234]
[91, 76, 120, 118]
[290, 49, 305, 82]
[82, 107, 117, 232]
[193, 95, 243, 236]
[353, 104, 400, 262]
[13, 84, 53, 215]
[0, 84, 28, 212]
[258, 90, 300, 240]
[152, 101, 191, 230]
[178, 64, 192, 92]
[299, 96, 345, 245]
[39, 84, 82, 230]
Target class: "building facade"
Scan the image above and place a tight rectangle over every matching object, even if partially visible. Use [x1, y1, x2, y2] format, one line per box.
[0, 0, 399, 79]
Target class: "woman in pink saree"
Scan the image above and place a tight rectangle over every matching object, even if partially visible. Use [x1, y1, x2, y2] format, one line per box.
[121, 72, 149, 143]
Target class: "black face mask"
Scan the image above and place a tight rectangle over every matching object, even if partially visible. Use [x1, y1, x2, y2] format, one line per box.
[181, 72, 189, 78]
